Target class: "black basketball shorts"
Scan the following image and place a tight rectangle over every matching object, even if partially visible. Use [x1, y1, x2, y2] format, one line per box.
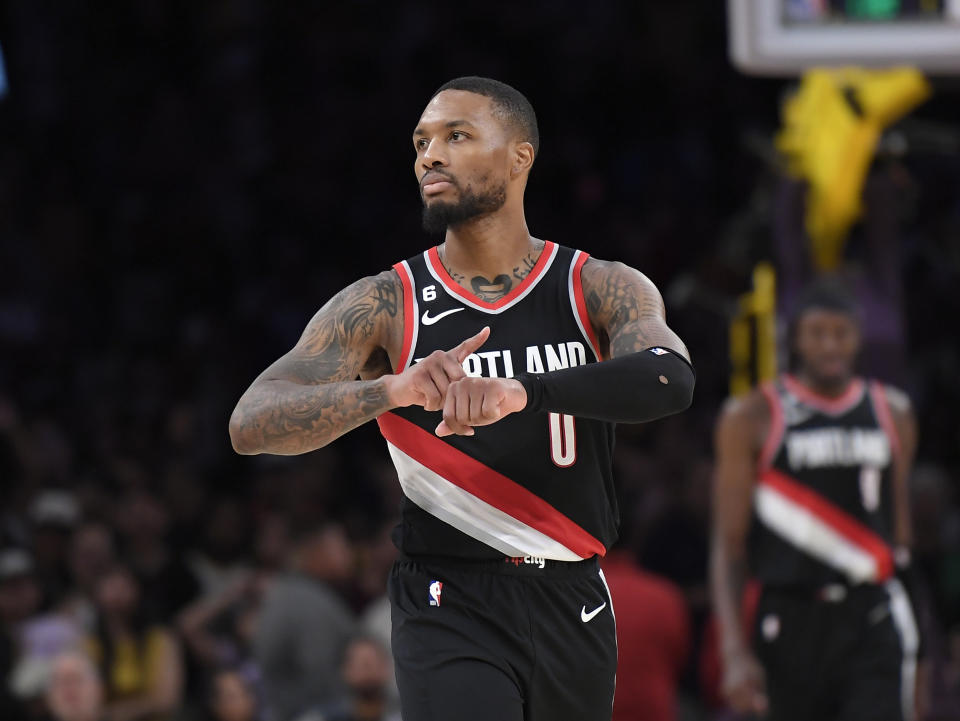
[753, 579, 919, 721]
[388, 554, 617, 721]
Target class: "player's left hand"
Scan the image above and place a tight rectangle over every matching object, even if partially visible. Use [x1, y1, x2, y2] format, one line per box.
[435, 377, 527, 437]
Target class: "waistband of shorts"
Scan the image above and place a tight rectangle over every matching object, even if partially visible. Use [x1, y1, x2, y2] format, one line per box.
[397, 552, 601, 577]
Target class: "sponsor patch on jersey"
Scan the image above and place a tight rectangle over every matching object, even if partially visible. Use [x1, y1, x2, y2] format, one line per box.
[649, 347, 669, 355]
[428, 580, 443, 607]
[505, 555, 546, 569]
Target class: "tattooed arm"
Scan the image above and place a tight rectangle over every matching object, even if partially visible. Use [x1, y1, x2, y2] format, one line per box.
[230, 271, 493, 454]
[229, 272, 401, 455]
[580, 258, 690, 362]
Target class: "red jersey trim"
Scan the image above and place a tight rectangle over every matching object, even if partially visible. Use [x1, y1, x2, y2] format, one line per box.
[759, 468, 895, 581]
[392, 261, 417, 374]
[377, 411, 606, 558]
[570, 251, 603, 361]
[758, 381, 784, 471]
[782, 374, 865, 415]
[425, 241, 557, 311]
[869, 382, 902, 463]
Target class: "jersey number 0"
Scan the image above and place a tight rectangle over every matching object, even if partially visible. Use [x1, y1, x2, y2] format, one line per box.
[549, 413, 577, 467]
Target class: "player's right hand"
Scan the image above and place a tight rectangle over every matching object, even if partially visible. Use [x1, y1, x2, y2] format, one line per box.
[721, 647, 768, 716]
[382, 327, 490, 412]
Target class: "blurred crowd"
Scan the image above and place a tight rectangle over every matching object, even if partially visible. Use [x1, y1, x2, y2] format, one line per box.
[1, 2, 959, 720]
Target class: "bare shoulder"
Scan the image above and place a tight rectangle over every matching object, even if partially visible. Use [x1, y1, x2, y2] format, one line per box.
[719, 387, 769, 423]
[298, 269, 401, 346]
[580, 256, 692, 361]
[877, 384, 916, 457]
[879, 383, 913, 417]
[580, 257, 664, 326]
[330, 269, 401, 322]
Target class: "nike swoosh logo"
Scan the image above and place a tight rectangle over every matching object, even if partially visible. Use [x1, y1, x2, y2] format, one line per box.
[421, 307, 465, 325]
[580, 602, 607, 623]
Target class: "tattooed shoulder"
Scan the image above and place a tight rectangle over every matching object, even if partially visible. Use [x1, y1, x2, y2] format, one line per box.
[278, 270, 402, 384]
[580, 258, 688, 359]
[581, 259, 664, 333]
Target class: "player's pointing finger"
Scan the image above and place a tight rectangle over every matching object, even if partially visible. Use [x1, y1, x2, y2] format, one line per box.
[451, 326, 490, 363]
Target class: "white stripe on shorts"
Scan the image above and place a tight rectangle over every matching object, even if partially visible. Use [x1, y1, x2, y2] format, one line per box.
[885, 577, 919, 721]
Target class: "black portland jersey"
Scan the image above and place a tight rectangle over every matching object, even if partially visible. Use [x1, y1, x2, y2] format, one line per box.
[749, 374, 902, 587]
[376, 241, 618, 561]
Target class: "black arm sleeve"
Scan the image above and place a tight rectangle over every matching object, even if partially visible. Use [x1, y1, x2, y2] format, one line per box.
[514, 347, 695, 423]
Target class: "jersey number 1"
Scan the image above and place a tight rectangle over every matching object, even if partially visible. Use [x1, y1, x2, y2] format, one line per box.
[859, 466, 881, 512]
[549, 413, 577, 467]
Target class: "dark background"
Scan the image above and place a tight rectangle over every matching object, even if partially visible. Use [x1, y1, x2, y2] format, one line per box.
[1, 2, 959, 719]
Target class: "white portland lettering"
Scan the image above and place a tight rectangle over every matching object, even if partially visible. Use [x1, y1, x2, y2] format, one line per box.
[477, 351, 502, 378]
[413, 342, 584, 379]
[526, 342, 588, 373]
[526, 346, 545, 374]
[463, 354, 484, 378]
[566, 342, 587, 367]
[545, 343, 569, 371]
[786, 428, 891, 470]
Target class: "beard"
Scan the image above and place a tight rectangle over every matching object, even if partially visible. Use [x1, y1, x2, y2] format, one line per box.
[421, 180, 507, 234]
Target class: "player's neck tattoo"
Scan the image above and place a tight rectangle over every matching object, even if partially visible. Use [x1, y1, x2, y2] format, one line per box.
[440, 240, 545, 303]
[470, 274, 513, 302]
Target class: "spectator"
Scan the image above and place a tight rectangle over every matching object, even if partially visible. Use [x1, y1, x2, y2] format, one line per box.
[112, 491, 200, 621]
[252, 514, 291, 575]
[1, 545, 83, 717]
[355, 523, 399, 714]
[203, 668, 260, 721]
[601, 546, 691, 721]
[0, 548, 43, 719]
[84, 564, 183, 721]
[254, 522, 355, 721]
[178, 570, 265, 681]
[28, 490, 81, 608]
[298, 636, 400, 721]
[187, 497, 253, 597]
[60, 522, 117, 635]
[44, 650, 106, 721]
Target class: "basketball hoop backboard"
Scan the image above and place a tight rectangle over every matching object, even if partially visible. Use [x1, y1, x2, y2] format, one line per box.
[729, 0, 960, 75]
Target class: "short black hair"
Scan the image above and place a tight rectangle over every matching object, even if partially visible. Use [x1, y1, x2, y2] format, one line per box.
[433, 76, 539, 157]
[791, 279, 860, 322]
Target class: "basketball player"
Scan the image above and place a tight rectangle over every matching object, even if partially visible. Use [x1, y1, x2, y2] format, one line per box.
[710, 283, 920, 721]
[229, 76, 695, 721]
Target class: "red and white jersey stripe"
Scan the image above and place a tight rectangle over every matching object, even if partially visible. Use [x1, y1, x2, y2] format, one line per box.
[379, 412, 605, 560]
[755, 468, 894, 583]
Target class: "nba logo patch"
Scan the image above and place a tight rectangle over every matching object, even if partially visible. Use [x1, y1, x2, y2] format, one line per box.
[428, 580, 443, 607]
[649, 347, 668, 356]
